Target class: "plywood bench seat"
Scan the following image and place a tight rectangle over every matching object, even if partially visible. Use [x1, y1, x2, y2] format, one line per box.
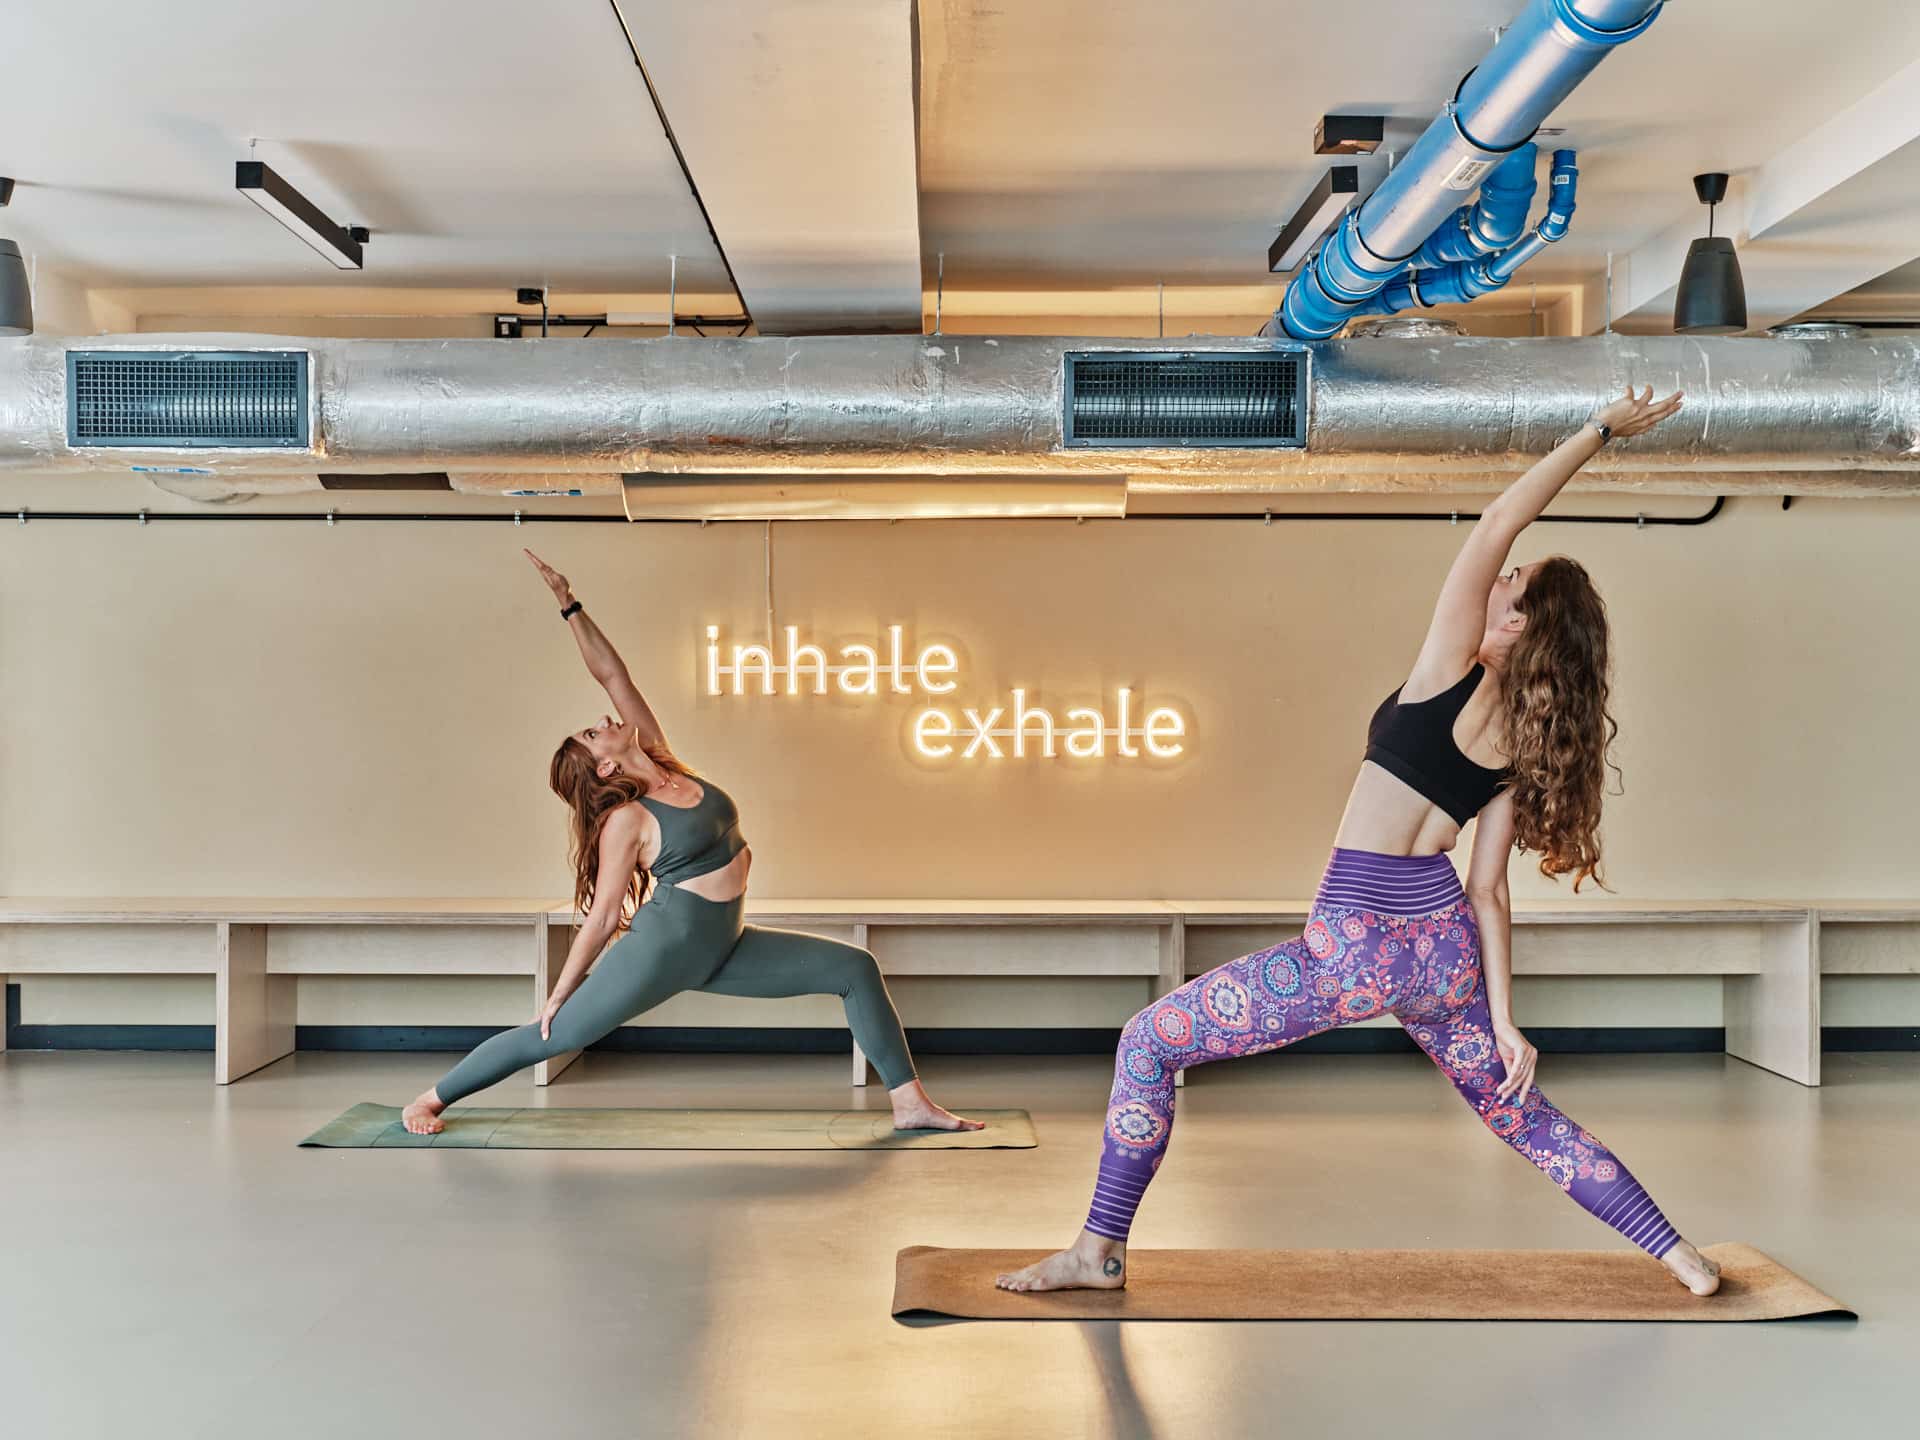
[0, 898, 563, 1083]
[6, 896, 1910, 1089]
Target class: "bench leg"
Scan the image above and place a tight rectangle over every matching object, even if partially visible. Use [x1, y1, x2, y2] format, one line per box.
[1156, 920, 1188, 1089]
[534, 918, 580, 1086]
[216, 922, 294, 1084]
[851, 924, 871, 1085]
[1725, 912, 1821, 1086]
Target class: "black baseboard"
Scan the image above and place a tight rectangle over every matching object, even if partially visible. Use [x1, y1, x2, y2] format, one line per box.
[4, 988, 1915, 1056]
[296, 1025, 528, 1053]
[4, 983, 218, 1050]
[1826, 1025, 1920, 1050]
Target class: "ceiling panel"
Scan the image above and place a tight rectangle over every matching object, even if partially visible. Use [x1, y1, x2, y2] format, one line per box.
[916, 0, 1920, 294]
[0, 0, 731, 296]
[616, 0, 923, 333]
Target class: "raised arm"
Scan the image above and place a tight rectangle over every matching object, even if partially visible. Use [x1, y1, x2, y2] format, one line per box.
[524, 549, 670, 750]
[1408, 386, 1682, 684]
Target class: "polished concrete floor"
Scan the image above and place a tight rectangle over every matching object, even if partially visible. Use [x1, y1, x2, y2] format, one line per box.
[1, 1046, 1906, 1439]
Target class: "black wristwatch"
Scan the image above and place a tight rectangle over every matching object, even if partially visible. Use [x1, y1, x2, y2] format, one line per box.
[1590, 421, 1613, 444]
[559, 599, 583, 621]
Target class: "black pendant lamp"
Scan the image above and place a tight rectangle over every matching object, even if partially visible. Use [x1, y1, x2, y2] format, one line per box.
[0, 177, 33, 338]
[1673, 172, 1746, 335]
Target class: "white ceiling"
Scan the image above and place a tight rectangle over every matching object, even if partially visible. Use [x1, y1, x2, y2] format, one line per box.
[6, 0, 1920, 329]
[615, 0, 924, 333]
[0, 0, 730, 295]
[918, 0, 1920, 292]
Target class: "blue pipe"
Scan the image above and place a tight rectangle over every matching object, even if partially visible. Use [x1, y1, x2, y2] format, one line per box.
[1270, 0, 1661, 340]
[1410, 144, 1539, 269]
[1355, 150, 1578, 315]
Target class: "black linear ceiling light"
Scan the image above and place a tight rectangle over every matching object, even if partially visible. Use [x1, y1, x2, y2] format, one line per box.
[235, 161, 369, 270]
[1269, 165, 1361, 274]
[1673, 172, 1746, 335]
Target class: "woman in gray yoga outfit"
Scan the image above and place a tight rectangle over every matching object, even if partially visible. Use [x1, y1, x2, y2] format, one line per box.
[401, 550, 981, 1136]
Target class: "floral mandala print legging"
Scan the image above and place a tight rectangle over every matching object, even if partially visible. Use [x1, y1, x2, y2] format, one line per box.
[1085, 878, 1682, 1258]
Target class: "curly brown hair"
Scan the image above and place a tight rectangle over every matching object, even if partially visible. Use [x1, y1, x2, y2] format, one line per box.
[548, 737, 693, 932]
[1500, 556, 1621, 890]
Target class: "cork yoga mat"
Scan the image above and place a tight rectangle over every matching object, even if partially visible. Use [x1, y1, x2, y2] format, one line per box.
[300, 1102, 1037, 1150]
[891, 1243, 1853, 1322]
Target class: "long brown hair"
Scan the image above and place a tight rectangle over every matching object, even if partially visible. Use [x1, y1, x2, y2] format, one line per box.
[1500, 556, 1621, 891]
[549, 737, 694, 931]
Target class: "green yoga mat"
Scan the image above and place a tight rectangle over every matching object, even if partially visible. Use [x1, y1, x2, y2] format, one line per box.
[300, 1102, 1037, 1150]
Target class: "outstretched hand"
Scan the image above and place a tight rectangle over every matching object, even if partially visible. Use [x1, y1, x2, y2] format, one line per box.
[1592, 384, 1684, 439]
[524, 549, 574, 607]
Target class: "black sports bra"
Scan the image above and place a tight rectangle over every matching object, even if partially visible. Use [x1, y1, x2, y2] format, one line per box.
[1364, 663, 1513, 826]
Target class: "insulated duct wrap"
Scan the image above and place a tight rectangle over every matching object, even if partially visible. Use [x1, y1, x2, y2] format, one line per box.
[2, 332, 1919, 497]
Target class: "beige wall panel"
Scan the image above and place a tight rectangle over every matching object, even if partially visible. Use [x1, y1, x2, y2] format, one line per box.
[12, 975, 213, 1023]
[294, 975, 528, 1027]
[1821, 975, 1920, 1026]
[870, 926, 1162, 977]
[612, 975, 1150, 1030]
[1507, 975, 1723, 1027]
[5, 445, 1919, 1023]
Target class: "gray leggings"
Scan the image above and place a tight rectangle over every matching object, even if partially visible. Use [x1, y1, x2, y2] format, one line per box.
[434, 885, 917, 1105]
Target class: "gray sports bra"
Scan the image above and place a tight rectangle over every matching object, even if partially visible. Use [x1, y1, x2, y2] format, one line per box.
[641, 777, 747, 886]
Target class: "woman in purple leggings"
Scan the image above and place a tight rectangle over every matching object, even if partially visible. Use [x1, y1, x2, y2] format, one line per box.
[999, 385, 1723, 1299]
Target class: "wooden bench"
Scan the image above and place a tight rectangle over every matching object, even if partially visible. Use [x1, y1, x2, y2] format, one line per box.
[1793, 901, 1920, 976]
[545, 896, 1843, 1086]
[0, 899, 565, 1083]
[6, 896, 1909, 1090]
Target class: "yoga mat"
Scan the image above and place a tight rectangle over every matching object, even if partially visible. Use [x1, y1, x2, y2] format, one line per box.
[891, 1243, 1853, 1322]
[300, 1102, 1036, 1150]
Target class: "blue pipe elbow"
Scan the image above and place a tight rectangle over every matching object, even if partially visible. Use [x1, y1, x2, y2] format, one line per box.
[1535, 148, 1578, 243]
[1268, 0, 1661, 339]
[1413, 145, 1539, 268]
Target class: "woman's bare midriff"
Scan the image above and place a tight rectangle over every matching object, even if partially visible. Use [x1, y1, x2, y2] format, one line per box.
[677, 845, 752, 903]
[1331, 763, 1465, 858]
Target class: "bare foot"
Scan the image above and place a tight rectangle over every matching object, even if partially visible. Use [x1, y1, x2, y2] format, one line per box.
[888, 1079, 987, 1132]
[997, 1231, 1127, 1293]
[1662, 1240, 1722, 1297]
[401, 1090, 446, 1136]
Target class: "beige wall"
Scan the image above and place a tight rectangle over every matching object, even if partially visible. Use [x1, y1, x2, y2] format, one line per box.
[4, 300, 1916, 1031]
[2, 475, 1917, 1028]
[6, 485, 1916, 900]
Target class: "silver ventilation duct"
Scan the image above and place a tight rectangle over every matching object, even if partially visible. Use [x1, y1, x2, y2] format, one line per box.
[3, 332, 1919, 502]
[621, 474, 1125, 520]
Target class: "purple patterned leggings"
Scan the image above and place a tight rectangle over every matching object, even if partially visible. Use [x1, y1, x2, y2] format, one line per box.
[1086, 848, 1682, 1258]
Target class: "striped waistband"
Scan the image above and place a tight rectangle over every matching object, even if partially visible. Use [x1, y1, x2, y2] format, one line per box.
[1313, 847, 1465, 918]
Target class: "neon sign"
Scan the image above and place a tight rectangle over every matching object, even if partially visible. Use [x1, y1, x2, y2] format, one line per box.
[703, 624, 1187, 761]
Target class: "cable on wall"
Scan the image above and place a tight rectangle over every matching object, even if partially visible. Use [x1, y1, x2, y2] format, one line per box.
[0, 498, 1729, 528]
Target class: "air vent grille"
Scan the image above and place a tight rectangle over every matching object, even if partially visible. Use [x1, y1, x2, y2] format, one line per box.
[1064, 350, 1308, 448]
[67, 350, 309, 448]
